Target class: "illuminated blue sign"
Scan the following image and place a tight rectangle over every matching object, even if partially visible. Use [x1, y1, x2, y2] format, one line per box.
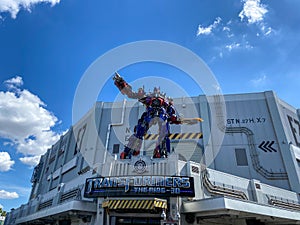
[84, 176, 195, 197]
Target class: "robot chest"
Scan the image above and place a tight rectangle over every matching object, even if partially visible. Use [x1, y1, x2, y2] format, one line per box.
[150, 97, 164, 107]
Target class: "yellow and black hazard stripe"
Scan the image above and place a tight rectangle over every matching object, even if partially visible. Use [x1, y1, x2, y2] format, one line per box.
[144, 132, 203, 140]
[102, 198, 167, 210]
[153, 199, 167, 208]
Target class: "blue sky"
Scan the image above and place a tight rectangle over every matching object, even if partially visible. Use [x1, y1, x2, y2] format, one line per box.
[0, 0, 300, 211]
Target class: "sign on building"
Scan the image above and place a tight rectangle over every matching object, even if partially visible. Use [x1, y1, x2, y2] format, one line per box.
[84, 176, 195, 198]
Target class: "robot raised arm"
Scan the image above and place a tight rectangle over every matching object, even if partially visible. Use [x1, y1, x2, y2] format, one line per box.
[113, 72, 145, 99]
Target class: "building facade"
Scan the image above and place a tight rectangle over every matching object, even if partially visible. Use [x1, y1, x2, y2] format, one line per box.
[4, 91, 300, 225]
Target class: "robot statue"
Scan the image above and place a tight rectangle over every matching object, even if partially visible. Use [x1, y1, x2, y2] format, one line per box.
[113, 72, 203, 159]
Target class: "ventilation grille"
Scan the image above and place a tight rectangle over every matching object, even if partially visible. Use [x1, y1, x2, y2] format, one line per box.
[38, 199, 53, 210]
[59, 188, 80, 203]
[191, 165, 200, 174]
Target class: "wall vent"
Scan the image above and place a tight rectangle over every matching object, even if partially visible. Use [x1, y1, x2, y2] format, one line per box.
[38, 199, 53, 211]
[191, 165, 200, 174]
[59, 188, 80, 203]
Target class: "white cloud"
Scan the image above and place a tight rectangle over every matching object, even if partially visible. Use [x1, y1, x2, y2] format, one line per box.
[225, 41, 253, 52]
[0, 76, 61, 166]
[0, 183, 31, 197]
[3, 141, 13, 146]
[251, 74, 267, 87]
[197, 17, 222, 36]
[197, 26, 213, 36]
[4, 76, 23, 89]
[0, 0, 60, 19]
[261, 25, 272, 36]
[19, 155, 40, 167]
[223, 25, 235, 38]
[0, 190, 19, 199]
[245, 41, 253, 49]
[223, 26, 230, 32]
[238, 0, 274, 37]
[239, 0, 268, 24]
[0, 152, 15, 172]
[225, 43, 241, 51]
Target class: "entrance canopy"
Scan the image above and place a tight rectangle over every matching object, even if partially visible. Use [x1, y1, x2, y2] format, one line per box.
[102, 198, 167, 211]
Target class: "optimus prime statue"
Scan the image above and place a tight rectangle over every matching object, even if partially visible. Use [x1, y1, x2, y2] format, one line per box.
[113, 72, 202, 159]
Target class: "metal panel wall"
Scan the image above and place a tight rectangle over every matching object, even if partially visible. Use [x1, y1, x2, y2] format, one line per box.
[210, 92, 294, 190]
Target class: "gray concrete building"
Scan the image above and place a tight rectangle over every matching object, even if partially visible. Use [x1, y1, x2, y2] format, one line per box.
[4, 91, 300, 225]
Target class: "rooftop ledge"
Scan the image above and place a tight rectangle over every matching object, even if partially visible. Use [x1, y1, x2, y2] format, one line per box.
[15, 200, 96, 224]
[182, 196, 300, 223]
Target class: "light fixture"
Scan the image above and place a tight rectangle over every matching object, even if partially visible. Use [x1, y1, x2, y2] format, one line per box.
[176, 211, 181, 220]
[161, 209, 166, 220]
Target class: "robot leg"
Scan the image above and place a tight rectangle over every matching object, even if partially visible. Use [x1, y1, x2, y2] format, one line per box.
[153, 120, 170, 158]
[120, 112, 149, 159]
[120, 135, 142, 159]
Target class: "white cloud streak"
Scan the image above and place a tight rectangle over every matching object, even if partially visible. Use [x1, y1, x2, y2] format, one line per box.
[251, 74, 267, 87]
[261, 25, 272, 36]
[0, 76, 61, 166]
[225, 40, 253, 52]
[0, 0, 60, 19]
[0, 152, 15, 172]
[225, 43, 241, 51]
[197, 17, 222, 36]
[0, 190, 19, 199]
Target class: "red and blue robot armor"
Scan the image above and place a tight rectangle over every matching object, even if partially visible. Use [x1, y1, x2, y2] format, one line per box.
[113, 72, 202, 159]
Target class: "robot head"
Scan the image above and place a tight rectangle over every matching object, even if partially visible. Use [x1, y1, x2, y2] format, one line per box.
[153, 87, 160, 95]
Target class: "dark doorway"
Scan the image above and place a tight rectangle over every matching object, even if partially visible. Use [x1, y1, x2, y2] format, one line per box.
[115, 217, 161, 225]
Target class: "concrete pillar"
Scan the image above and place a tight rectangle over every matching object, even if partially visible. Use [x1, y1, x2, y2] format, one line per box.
[96, 198, 105, 225]
[249, 179, 265, 204]
[198, 95, 215, 169]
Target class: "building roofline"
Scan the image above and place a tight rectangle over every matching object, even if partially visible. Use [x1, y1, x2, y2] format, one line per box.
[183, 196, 300, 222]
